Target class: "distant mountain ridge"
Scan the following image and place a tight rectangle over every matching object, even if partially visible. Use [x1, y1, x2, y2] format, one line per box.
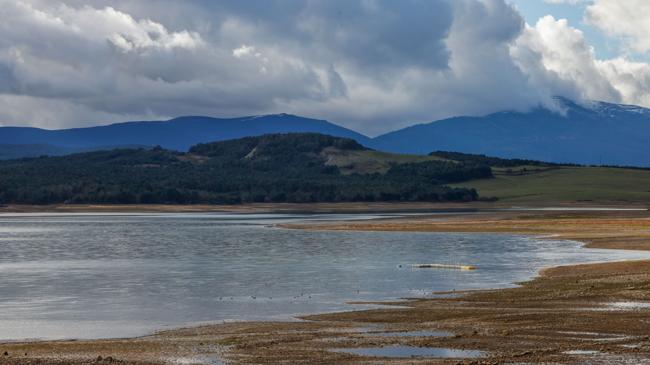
[2, 97, 650, 166]
[0, 114, 370, 152]
[370, 97, 650, 167]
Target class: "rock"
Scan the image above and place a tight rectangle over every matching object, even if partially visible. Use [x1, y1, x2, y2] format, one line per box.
[97, 356, 103, 362]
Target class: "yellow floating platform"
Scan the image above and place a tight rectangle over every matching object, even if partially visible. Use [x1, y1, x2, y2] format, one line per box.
[412, 263, 477, 271]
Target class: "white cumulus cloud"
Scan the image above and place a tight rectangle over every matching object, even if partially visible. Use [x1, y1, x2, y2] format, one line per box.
[586, 0, 650, 54]
[511, 13, 650, 109]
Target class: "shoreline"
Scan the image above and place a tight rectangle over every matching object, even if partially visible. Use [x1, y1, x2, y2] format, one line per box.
[1, 210, 650, 364]
[1, 201, 648, 214]
[0, 202, 491, 214]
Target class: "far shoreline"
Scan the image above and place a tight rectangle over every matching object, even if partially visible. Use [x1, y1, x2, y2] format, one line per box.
[1, 200, 648, 215]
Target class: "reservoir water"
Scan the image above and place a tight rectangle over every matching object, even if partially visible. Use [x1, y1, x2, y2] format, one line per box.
[0, 213, 647, 341]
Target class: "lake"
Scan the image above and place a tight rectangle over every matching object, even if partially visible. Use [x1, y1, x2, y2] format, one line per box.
[0, 213, 647, 341]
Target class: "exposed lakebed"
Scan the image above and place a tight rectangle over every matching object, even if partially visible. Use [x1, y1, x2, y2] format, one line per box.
[0, 212, 648, 341]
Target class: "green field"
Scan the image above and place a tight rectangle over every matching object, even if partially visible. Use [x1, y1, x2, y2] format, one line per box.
[452, 166, 650, 204]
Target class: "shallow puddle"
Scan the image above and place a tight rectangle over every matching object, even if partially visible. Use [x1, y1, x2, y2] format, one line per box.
[563, 350, 601, 355]
[620, 344, 641, 349]
[171, 356, 224, 365]
[334, 346, 486, 359]
[607, 301, 650, 310]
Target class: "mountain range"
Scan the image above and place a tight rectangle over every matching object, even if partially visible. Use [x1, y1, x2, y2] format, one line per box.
[373, 98, 650, 167]
[1, 97, 649, 166]
[0, 114, 370, 155]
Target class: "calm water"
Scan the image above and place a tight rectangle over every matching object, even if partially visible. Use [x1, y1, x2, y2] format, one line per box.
[0, 213, 647, 341]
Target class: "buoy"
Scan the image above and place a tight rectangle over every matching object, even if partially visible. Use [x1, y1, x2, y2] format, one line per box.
[412, 263, 477, 271]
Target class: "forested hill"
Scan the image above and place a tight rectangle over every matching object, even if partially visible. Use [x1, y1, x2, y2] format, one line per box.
[0, 133, 491, 205]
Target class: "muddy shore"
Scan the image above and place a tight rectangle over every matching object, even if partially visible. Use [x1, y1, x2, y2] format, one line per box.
[1, 209, 650, 364]
[0, 202, 493, 214]
[1, 201, 647, 214]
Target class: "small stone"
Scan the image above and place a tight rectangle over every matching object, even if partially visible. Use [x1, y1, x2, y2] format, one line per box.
[3, 352, 8, 356]
[97, 356, 103, 362]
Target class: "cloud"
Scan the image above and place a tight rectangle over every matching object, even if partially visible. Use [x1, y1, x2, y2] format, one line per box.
[586, 0, 650, 54]
[543, 0, 587, 4]
[511, 14, 650, 109]
[276, 0, 551, 133]
[0, 94, 155, 129]
[2, 0, 650, 135]
[232, 45, 256, 58]
[0, 0, 454, 134]
[512, 15, 620, 103]
[0, 0, 331, 127]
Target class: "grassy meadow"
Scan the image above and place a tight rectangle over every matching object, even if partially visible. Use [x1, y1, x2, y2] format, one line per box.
[453, 166, 650, 204]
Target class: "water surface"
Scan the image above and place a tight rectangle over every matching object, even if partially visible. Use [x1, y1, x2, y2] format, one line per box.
[0, 213, 647, 341]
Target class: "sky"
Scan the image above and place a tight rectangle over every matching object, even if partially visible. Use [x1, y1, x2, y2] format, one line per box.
[2, 0, 650, 135]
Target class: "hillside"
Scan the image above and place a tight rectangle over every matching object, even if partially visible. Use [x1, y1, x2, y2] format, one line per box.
[0, 134, 488, 205]
[371, 98, 650, 167]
